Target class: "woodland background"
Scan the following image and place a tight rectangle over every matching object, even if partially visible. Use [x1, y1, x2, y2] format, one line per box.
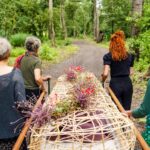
[0, 0, 149, 71]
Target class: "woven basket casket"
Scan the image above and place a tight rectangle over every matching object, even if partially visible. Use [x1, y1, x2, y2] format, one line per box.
[29, 70, 136, 150]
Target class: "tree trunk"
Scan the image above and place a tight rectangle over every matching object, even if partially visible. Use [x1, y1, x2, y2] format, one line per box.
[83, 14, 86, 36]
[93, 0, 99, 42]
[131, 0, 144, 36]
[60, 0, 67, 40]
[48, 0, 55, 46]
[83, 20, 87, 36]
[131, 0, 144, 61]
[73, 25, 76, 37]
[93, 0, 97, 40]
[96, 8, 100, 41]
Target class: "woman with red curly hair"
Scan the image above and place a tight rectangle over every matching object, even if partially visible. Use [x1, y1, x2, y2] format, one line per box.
[101, 30, 134, 110]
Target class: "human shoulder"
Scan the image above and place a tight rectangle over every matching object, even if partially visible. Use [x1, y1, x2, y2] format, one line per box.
[31, 55, 41, 63]
[31, 56, 42, 69]
[103, 52, 112, 65]
[103, 52, 112, 59]
[127, 53, 135, 66]
[127, 53, 134, 59]
[105, 52, 111, 56]
[12, 68, 25, 83]
[147, 79, 150, 88]
[24, 55, 41, 65]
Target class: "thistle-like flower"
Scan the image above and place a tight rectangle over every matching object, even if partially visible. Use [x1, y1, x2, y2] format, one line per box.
[74, 81, 95, 108]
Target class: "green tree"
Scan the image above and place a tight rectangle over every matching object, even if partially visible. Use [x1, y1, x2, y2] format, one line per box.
[101, 0, 132, 35]
[0, 0, 49, 38]
[0, 0, 17, 36]
[131, 0, 144, 36]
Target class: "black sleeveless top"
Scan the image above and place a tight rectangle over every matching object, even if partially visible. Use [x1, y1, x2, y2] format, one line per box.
[103, 52, 134, 78]
[0, 68, 25, 139]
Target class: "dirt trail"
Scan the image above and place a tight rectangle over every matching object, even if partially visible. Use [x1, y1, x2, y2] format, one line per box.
[44, 40, 107, 87]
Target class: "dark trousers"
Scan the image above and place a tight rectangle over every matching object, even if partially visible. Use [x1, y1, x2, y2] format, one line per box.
[25, 88, 41, 104]
[110, 77, 133, 110]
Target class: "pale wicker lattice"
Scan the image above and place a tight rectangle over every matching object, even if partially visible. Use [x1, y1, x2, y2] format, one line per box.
[29, 72, 136, 150]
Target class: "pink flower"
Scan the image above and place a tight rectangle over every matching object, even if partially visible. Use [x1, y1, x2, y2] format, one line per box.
[74, 66, 84, 72]
[85, 86, 95, 95]
[66, 70, 77, 81]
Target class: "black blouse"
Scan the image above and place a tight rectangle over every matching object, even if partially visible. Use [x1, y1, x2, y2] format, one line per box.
[103, 52, 134, 78]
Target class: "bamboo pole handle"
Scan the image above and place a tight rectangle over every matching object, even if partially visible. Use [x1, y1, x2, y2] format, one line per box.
[107, 87, 150, 150]
[13, 91, 46, 150]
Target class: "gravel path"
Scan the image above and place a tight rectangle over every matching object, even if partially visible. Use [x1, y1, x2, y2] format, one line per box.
[43, 40, 107, 87]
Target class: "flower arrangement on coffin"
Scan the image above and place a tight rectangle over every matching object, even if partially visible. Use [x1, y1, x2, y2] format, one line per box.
[52, 72, 96, 115]
[14, 66, 97, 129]
[65, 66, 96, 108]
[74, 80, 96, 108]
[65, 66, 84, 81]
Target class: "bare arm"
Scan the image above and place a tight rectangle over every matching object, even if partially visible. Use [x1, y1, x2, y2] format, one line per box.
[130, 67, 134, 75]
[101, 65, 110, 82]
[34, 68, 45, 91]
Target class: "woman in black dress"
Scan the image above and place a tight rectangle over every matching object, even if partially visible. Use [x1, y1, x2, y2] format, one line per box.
[0, 38, 27, 149]
[101, 31, 134, 110]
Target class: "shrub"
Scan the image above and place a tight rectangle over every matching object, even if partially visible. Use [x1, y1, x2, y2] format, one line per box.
[128, 30, 150, 71]
[56, 39, 72, 46]
[39, 43, 58, 61]
[10, 47, 25, 57]
[10, 33, 30, 47]
[135, 58, 149, 71]
[64, 39, 72, 46]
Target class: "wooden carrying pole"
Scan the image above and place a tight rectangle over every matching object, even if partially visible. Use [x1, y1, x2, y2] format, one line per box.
[107, 87, 150, 150]
[13, 91, 46, 150]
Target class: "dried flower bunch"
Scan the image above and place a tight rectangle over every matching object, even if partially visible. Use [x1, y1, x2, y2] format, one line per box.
[15, 100, 53, 128]
[65, 66, 96, 108]
[65, 66, 84, 81]
[31, 104, 53, 128]
[74, 78, 96, 108]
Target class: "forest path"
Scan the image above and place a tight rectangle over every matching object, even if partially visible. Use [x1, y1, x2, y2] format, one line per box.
[43, 40, 107, 87]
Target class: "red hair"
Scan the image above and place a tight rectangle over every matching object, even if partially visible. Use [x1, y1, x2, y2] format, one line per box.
[115, 30, 125, 40]
[109, 31, 127, 61]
